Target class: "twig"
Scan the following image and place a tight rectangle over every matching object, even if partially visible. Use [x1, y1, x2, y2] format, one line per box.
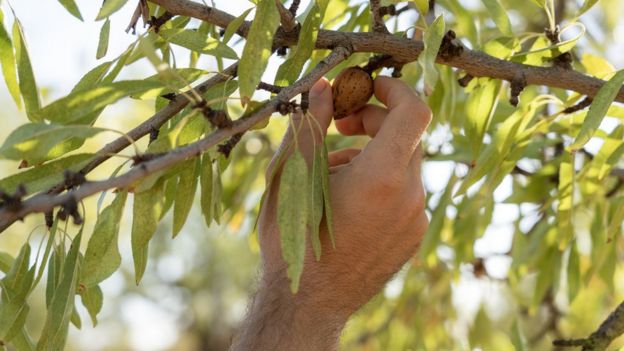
[0, 47, 350, 231]
[275, 0, 297, 32]
[370, 0, 389, 33]
[146, 0, 624, 103]
[554, 300, 624, 351]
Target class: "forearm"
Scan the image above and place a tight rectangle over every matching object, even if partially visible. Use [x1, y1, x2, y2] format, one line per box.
[230, 273, 346, 351]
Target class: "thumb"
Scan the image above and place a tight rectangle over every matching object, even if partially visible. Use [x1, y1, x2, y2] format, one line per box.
[292, 78, 333, 164]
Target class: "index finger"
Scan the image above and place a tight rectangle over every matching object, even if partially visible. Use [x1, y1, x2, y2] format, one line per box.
[360, 76, 432, 173]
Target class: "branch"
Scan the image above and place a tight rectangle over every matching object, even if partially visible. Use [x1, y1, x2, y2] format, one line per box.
[554, 300, 624, 351]
[275, 0, 297, 33]
[146, 0, 624, 103]
[370, 0, 389, 33]
[0, 47, 350, 231]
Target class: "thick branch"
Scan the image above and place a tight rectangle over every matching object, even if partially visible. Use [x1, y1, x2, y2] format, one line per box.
[554, 300, 624, 350]
[147, 0, 624, 103]
[0, 47, 350, 231]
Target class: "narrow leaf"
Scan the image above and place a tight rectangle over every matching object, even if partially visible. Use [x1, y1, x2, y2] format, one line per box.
[277, 150, 309, 293]
[557, 152, 575, 248]
[13, 19, 40, 121]
[56, 0, 83, 21]
[570, 70, 624, 149]
[172, 158, 199, 237]
[309, 147, 324, 260]
[464, 78, 500, 157]
[200, 154, 214, 227]
[81, 191, 127, 287]
[321, 142, 334, 248]
[158, 28, 238, 59]
[95, 0, 130, 21]
[131, 180, 164, 284]
[577, 0, 599, 16]
[0, 9, 21, 108]
[238, 0, 280, 103]
[223, 8, 252, 43]
[79, 285, 103, 327]
[417, 15, 445, 93]
[96, 19, 110, 59]
[481, 0, 512, 36]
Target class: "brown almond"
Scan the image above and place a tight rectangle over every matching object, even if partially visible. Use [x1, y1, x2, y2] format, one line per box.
[331, 66, 374, 119]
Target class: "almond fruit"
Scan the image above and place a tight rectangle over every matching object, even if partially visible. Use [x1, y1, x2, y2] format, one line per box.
[331, 66, 374, 119]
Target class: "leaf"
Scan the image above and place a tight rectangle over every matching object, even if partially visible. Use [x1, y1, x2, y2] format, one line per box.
[481, 0, 512, 36]
[417, 15, 445, 93]
[13, 19, 41, 121]
[309, 147, 324, 260]
[320, 142, 335, 248]
[95, 0, 130, 20]
[278, 150, 309, 293]
[200, 155, 214, 227]
[223, 8, 252, 43]
[577, 0, 599, 16]
[0, 123, 106, 165]
[212, 159, 224, 224]
[70, 307, 81, 329]
[0, 9, 21, 108]
[81, 191, 127, 287]
[0, 154, 92, 194]
[158, 28, 238, 59]
[36, 231, 82, 351]
[274, 0, 328, 86]
[96, 19, 110, 59]
[557, 152, 575, 248]
[567, 242, 581, 303]
[56, 0, 83, 21]
[570, 70, 624, 150]
[72, 61, 113, 93]
[421, 174, 457, 260]
[173, 158, 199, 237]
[0, 252, 12, 273]
[0, 243, 34, 342]
[34, 80, 163, 124]
[528, 0, 545, 8]
[32, 219, 59, 289]
[464, 78, 500, 157]
[45, 248, 63, 310]
[131, 180, 164, 284]
[79, 285, 103, 327]
[238, 0, 280, 103]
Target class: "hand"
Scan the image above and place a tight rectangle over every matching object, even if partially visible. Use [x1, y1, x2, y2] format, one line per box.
[231, 76, 432, 350]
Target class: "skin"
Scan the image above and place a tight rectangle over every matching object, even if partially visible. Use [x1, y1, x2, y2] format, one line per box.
[230, 76, 432, 350]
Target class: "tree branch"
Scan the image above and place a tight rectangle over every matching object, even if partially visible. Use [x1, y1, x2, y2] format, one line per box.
[0, 47, 350, 231]
[275, 0, 297, 33]
[369, 0, 389, 33]
[146, 0, 624, 103]
[554, 300, 624, 351]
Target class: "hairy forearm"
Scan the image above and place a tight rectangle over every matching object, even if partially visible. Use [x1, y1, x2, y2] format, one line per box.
[231, 273, 346, 351]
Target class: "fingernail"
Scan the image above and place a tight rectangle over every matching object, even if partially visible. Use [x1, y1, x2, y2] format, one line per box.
[310, 78, 328, 97]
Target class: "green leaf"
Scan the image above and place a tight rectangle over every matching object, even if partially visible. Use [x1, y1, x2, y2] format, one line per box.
[274, 0, 328, 86]
[13, 19, 40, 121]
[421, 174, 458, 261]
[95, 0, 130, 20]
[200, 154, 214, 227]
[320, 142, 334, 248]
[81, 191, 127, 287]
[32, 219, 59, 290]
[417, 15, 445, 93]
[309, 147, 324, 261]
[70, 307, 81, 329]
[79, 285, 103, 327]
[158, 28, 238, 60]
[557, 152, 575, 248]
[0, 9, 21, 108]
[577, 0, 599, 16]
[481, 0, 512, 36]
[223, 8, 252, 43]
[96, 19, 110, 59]
[528, 0, 545, 8]
[464, 78, 500, 157]
[34, 79, 162, 124]
[570, 70, 624, 149]
[0, 252, 12, 273]
[173, 158, 199, 237]
[132, 180, 165, 284]
[567, 242, 581, 303]
[72, 61, 113, 93]
[278, 150, 309, 293]
[0, 124, 106, 165]
[413, 0, 429, 14]
[37, 231, 82, 351]
[212, 159, 224, 224]
[0, 154, 92, 194]
[57, 0, 83, 21]
[238, 0, 280, 103]
[0, 243, 33, 342]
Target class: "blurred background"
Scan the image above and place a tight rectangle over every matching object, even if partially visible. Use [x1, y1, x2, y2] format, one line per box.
[1, 0, 624, 350]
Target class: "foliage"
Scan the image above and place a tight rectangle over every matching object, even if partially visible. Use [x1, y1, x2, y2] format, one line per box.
[0, 0, 623, 350]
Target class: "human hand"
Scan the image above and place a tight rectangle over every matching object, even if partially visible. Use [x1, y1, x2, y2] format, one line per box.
[231, 76, 431, 350]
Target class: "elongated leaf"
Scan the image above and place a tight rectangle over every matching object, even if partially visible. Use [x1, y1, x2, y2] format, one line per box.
[481, 0, 512, 36]
[0, 124, 106, 164]
[212, 159, 224, 224]
[96, 19, 110, 59]
[223, 8, 252, 43]
[238, 0, 280, 103]
[570, 70, 624, 149]
[81, 191, 127, 287]
[37, 231, 82, 351]
[0, 9, 21, 108]
[158, 28, 237, 59]
[0, 154, 92, 194]
[200, 155, 214, 227]
[72, 61, 113, 93]
[321, 142, 334, 248]
[577, 0, 599, 16]
[79, 285, 103, 327]
[421, 174, 458, 261]
[278, 150, 309, 293]
[173, 158, 199, 237]
[567, 242, 581, 303]
[417, 15, 445, 93]
[57, 0, 83, 20]
[557, 152, 575, 248]
[309, 147, 324, 260]
[275, 0, 328, 86]
[34, 80, 162, 124]
[95, 0, 130, 20]
[32, 219, 59, 289]
[13, 19, 40, 121]
[0, 243, 33, 341]
[464, 78, 500, 157]
[132, 180, 164, 284]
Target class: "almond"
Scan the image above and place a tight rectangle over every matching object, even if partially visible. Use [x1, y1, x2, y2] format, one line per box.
[331, 66, 374, 120]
